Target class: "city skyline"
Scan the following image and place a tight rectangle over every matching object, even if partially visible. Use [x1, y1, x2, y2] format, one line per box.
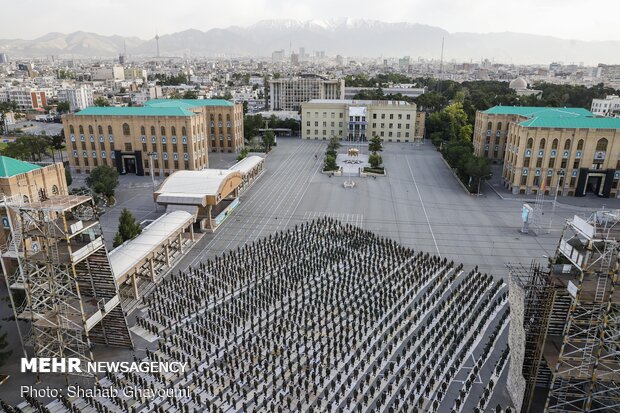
[3, 0, 620, 42]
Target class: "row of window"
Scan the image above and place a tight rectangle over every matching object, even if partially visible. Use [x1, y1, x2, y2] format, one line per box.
[306, 130, 410, 138]
[306, 111, 413, 120]
[73, 150, 191, 161]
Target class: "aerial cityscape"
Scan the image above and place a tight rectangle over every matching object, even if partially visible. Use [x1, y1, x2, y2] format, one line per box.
[0, 1, 619, 412]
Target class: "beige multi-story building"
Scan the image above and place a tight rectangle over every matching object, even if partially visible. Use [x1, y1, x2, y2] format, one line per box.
[301, 99, 417, 142]
[502, 116, 620, 197]
[62, 99, 244, 177]
[473, 106, 593, 161]
[269, 75, 345, 111]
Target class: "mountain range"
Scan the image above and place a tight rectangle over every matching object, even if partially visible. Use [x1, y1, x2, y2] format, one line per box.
[0, 18, 617, 65]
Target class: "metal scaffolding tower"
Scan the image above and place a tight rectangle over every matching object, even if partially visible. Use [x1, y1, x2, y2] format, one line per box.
[0, 194, 133, 376]
[510, 209, 620, 412]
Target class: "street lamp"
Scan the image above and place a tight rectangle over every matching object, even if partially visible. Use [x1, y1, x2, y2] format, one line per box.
[146, 151, 157, 210]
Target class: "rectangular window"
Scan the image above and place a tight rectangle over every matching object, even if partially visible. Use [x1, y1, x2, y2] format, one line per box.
[124, 143, 132, 152]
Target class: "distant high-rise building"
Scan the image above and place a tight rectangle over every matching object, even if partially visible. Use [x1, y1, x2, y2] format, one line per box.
[271, 50, 285, 63]
[290, 53, 299, 65]
[119, 53, 126, 65]
[57, 85, 94, 111]
[299, 47, 306, 61]
[92, 65, 125, 81]
[0, 87, 48, 110]
[335, 55, 344, 66]
[0, 53, 8, 64]
[268, 75, 344, 111]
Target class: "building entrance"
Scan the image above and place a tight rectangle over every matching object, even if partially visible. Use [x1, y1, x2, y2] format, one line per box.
[123, 156, 136, 174]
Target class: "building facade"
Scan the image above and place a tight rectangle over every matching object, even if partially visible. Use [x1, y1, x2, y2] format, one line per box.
[591, 95, 620, 117]
[301, 99, 417, 142]
[502, 116, 620, 197]
[269, 76, 345, 111]
[0, 87, 48, 110]
[57, 85, 94, 111]
[62, 99, 244, 176]
[473, 106, 592, 161]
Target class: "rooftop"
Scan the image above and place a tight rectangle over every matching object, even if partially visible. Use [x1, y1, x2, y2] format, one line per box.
[519, 116, 620, 129]
[0, 156, 41, 178]
[484, 106, 593, 118]
[307, 99, 413, 106]
[145, 99, 234, 108]
[155, 169, 242, 206]
[76, 106, 197, 117]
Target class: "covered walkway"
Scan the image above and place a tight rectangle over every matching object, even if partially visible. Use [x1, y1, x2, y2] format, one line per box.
[110, 211, 195, 299]
[154, 169, 243, 232]
[229, 155, 265, 193]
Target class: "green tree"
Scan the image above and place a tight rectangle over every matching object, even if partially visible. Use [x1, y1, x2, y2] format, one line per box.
[57, 101, 71, 114]
[113, 208, 142, 247]
[2, 136, 50, 161]
[236, 147, 249, 161]
[262, 130, 276, 152]
[465, 156, 492, 195]
[46, 133, 65, 162]
[86, 165, 119, 197]
[324, 154, 337, 171]
[368, 153, 383, 168]
[182, 90, 198, 99]
[368, 134, 383, 153]
[94, 96, 110, 107]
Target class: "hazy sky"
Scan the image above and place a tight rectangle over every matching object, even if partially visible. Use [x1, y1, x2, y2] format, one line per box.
[4, 0, 620, 41]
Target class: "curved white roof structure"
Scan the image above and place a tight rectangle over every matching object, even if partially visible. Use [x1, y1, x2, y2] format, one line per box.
[229, 156, 264, 175]
[509, 77, 528, 90]
[109, 211, 194, 281]
[155, 169, 242, 206]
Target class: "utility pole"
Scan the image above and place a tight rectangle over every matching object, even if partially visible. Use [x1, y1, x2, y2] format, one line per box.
[147, 152, 157, 210]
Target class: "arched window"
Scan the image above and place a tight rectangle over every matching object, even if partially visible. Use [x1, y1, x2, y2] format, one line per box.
[79, 125, 84, 134]
[108, 125, 113, 135]
[171, 126, 176, 136]
[52, 185, 59, 195]
[539, 139, 545, 149]
[497, 122, 502, 131]
[527, 138, 533, 149]
[564, 139, 571, 150]
[122, 123, 130, 136]
[23, 195, 29, 203]
[226, 114, 231, 122]
[182, 126, 187, 136]
[98, 125, 103, 135]
[38, 188, 46, 201]
[552, 139, 558, 149]
[577, 139, 584, 150]
[88, 125, 94, 135]
[487, 121, 492, 130]
[150, 126, 156, 136]
[141, 126, 146, 136]
[161, 126, 166, 136]
[69, 125, 75, 134]
[596, 138, 608, 151]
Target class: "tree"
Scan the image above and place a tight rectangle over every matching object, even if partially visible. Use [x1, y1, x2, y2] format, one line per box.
[326, 136, 341, 158]
[57, 101, 71, 114]
[46, 133, 65, 162]
[369, 153, 383, 169]
[113, 208, 142, 247]
[2, 135, 49, 161]
[94, 96, 110, 107]
[86, 165, 119, 197]
[262, 130, 276, 152]
[465, 156, 492, 195]
[182, 90, 198, 99]
[324, 154, 337, 171]
[368, 134, 383, 153]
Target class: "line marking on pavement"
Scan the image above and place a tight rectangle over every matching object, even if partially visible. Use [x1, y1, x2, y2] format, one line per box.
[406, 155, 441, 257]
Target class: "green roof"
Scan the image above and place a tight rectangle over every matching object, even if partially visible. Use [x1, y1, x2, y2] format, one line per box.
[145, 99, 234, 108]
[519, 116, 620, 129]
[0, 156, 41, 178]
[76, 106, 197, 117]
[484, 106, 593, 118]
